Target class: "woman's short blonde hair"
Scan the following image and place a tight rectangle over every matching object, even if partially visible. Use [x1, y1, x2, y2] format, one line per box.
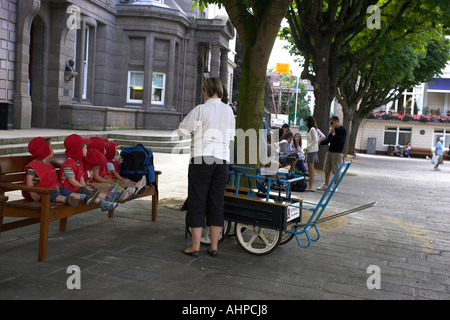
[202, 77, 224, 99]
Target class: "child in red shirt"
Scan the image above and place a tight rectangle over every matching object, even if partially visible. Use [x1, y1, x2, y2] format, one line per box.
[23, 137, 79, 206]
[82, 147, 122, 211]
[87, 137, 116, 186]
[87, 138, 145, 202]
[105, 141, 146, 188]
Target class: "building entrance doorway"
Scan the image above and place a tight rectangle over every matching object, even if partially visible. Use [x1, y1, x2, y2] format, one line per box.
[29, 15, 46, 127]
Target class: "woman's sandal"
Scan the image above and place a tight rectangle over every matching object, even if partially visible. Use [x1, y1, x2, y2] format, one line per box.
[207, 249, 218, 257]
[182, 249, 199, 258]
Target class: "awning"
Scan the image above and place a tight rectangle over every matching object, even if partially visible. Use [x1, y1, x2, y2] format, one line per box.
[428, 78, 450, 92]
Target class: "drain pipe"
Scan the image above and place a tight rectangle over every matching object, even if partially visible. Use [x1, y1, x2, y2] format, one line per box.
[180, 33, 189, 122]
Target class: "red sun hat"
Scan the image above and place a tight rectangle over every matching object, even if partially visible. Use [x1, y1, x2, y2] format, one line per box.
[83, 148, 107, 170]
[105, 141, 120, 160]
[28, 137, 52, 160]
[88, 137, 108, 155]
[64, 134, 91, 161]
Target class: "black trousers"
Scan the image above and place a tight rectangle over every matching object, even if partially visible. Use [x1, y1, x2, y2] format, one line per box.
[186, 156, 229, 228]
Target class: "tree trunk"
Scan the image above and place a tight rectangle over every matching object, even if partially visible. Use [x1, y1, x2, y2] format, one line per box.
[342, 109, 353, 158]
[235, 48, 268, 166]
[312, 49, 334, 169]
[348, 116, 363, 151]
[223, 0, 293, 168]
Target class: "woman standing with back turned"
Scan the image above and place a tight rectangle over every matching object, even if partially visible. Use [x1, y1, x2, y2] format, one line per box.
[303, 116, 319, 191]
[177, 78, 236, 257]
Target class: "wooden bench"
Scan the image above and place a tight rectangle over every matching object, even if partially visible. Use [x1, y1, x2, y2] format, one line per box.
[408, 147, 450, 160]
[409, 147, 432, 158]
[347, 147, 358, 159]
[0, 154, 161, 262]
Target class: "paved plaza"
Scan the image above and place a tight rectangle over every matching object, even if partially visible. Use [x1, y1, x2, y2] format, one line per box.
[0, 145, 449, 301]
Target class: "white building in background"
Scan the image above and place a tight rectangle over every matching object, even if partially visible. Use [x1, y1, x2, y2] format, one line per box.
[356, 59, 450, 155]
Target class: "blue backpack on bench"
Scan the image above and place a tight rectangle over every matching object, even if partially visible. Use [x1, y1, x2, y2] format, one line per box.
[119, 144, 156, 185]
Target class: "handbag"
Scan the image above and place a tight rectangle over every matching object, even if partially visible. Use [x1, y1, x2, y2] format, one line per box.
[431, 154, 438, 165]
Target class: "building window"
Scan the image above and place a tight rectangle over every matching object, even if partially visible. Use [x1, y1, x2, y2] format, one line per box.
[127, 71, 144, 103]
[152, 72, 165, 104]
[73, 21, 95, 102]
[433, 129, 450, 149]
[82, 26, 90, 100]
[383, 127, 411, 145]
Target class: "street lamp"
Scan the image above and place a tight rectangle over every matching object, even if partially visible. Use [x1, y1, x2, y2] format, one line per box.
[203, 68, 210, 79]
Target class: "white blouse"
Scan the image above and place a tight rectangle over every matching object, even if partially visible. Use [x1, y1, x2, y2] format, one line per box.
[178, 98, 235, 161]
[305, 127, 319, 153]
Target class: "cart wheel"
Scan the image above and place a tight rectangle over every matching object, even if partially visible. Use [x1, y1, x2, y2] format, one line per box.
[280, 232, 295, 245]
[234, 223, 281, 255]
[188, 220, 231, 245]
[280, 225, 300, 245]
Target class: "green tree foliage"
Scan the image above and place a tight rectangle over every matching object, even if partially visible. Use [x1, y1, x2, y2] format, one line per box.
[281, 0, 379, 167]
[335, 0, 450, 154]
[281, 0, 449, 160]
[278, 74, 310, 124]
[193, 0, 294, 166]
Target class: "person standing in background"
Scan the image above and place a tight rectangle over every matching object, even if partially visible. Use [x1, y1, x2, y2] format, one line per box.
[303, 116, 319, 191]
[434, 137, 444, 171]
[317, 116, 347, 192]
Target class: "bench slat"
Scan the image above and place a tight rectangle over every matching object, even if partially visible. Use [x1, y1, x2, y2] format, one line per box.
[0, 173, 25, 184]
[0, 156, 30, 175]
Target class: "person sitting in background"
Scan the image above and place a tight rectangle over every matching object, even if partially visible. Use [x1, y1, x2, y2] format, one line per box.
[278, 123, 290, 142]
[278, 131, 298, 170]
[404, 142, 411, 158]
[291, 132, 308, 174]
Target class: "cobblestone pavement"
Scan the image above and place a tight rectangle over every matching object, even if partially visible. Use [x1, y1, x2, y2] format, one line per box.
[0, 152, 449, 301]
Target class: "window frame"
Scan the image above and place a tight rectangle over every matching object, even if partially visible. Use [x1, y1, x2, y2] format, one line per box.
[433, 129, 450, 149]
[127, 71, 145, 104]
[383, 126, 412, 146]
[151, 72, 166, 105]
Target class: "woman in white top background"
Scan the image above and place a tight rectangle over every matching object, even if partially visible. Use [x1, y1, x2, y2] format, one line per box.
[303, 116, 319, 191]
[177, 78, 235, 257]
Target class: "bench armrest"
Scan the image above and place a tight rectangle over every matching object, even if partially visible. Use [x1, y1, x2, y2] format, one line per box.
[0, 182, 58, 194]
[155, 171, 162, 184]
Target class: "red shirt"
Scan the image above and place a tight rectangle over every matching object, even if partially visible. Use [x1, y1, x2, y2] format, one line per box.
[22, 160, 58, 199]
[59, 158, 84, 192]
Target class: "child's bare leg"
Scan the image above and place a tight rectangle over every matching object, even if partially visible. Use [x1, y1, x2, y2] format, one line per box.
[69, 193, 83, 200]
[55, 195, 79, 207]
[55, 195, 67, 203]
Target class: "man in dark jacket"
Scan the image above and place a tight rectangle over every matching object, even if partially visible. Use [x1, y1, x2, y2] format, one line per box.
[317, 116, 347, 191]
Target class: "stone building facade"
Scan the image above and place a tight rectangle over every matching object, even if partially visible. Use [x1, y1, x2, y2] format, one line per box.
[1, 0, 235, 130]
[0, 0, 16, 129]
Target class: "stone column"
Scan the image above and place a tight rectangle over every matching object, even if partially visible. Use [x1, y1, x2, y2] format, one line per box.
[143, 35, 153, 111]
[165, 38, 175, 110]
[13, 0, 41, 128]
[210, 44, 220, 78]
[220, 48, 229, 88]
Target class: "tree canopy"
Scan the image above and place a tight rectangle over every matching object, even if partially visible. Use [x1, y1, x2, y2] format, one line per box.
[281, 0, 450, 159]
[193, 0, 293, 166]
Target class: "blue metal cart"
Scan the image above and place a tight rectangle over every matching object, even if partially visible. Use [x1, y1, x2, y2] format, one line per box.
[223, 161, 376, 255]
